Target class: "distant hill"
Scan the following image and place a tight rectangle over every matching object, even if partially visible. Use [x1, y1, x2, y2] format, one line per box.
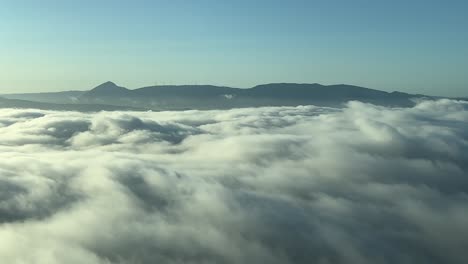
[2, 90, 85, 103]
[1, 81, 446, 111]
[82, 81, 131, 97]
[78, 82, 419, 109]
[0, 97, 143, 112]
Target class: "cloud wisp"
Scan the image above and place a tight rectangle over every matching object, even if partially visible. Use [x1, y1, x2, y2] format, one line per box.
[0, 100, 467, 264]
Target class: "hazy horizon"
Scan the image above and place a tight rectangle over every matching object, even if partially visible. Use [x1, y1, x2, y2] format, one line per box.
[1, 0, 467, 96]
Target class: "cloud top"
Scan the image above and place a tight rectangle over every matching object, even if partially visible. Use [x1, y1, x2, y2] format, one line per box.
[0, 100, 467, 264]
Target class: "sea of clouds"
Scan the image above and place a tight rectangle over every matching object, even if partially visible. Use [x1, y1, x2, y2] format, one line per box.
[0, 99, 467, 264]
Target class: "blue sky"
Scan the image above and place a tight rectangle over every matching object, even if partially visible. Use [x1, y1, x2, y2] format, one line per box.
[0, 0, 467, 96]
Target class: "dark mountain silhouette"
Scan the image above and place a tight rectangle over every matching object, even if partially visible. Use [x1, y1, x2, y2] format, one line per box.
[82, 81, 131, 97]
[78, 82, 419, 109]
[1, 90, 85, 103]
[0, 96, 142, 112]
[133, 85, 235, 97]
[2, 81, 456, 111]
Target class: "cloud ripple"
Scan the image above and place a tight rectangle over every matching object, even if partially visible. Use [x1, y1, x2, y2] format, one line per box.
[0, 100, 467, 264]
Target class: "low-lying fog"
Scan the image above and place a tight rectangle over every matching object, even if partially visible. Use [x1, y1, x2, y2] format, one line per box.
[1, 99, 467, 264]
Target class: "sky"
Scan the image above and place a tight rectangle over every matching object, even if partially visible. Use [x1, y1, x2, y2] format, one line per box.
[0, 0, 467, 96]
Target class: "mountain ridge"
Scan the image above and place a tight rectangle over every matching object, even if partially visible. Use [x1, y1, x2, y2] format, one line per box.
[2, 82, 462, 111]
[1, 82, 465, 97]
[81, 82, 399, 98]
[76, 82, 422, 109]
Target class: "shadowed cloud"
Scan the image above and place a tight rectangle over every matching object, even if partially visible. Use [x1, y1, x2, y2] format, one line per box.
[0, 99, 467, 264]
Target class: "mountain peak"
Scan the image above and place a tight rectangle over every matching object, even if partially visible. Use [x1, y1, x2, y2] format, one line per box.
[102, 81, 117, 85]
[86, 81, 130, 96]
[93, 81, 119, 90]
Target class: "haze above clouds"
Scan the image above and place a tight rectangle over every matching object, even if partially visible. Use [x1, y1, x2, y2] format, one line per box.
[0, 99, 467, 263]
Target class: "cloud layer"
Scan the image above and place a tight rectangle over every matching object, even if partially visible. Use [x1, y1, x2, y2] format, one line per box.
[1, 100, 467, 264]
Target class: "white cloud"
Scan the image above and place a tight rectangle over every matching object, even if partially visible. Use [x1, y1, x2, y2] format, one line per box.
[0, 100, 467, 263]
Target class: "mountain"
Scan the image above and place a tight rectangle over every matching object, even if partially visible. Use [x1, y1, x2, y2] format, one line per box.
[78, 82, 419, 110]
[81, 81, 131, 97]
[1, 90, 85, 104]
[0, 82, 128, 104]
[1, 82, 441, 111]
[0, 97, 143, 112]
